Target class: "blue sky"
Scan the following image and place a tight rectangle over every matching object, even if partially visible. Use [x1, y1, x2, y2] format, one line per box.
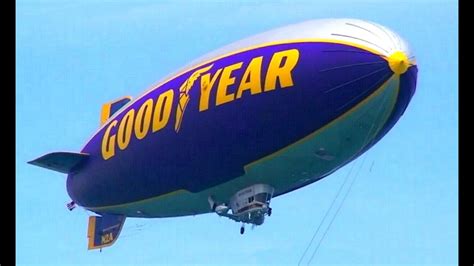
[16, 1, 458, 265]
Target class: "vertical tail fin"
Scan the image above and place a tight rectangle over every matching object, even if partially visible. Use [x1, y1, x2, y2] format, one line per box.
[87, 214, 126, 250]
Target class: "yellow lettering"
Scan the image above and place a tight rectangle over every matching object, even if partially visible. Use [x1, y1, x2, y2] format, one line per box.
[101, 120, 118, 160]
[153, 89, 174, 132]
[264, 49, 300, 91]
[117, 110, 135, 150]
[236, 56, 263, 99]
[134, 99, 153, 140]
[199, 68, 222, 111]
[101, 233, 113, 244]
[216, 62, 243, 106]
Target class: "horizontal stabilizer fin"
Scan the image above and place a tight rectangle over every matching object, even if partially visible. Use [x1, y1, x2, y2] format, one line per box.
[28, 152, 89, 174]
[87, 214, 126, 250]
[100, 96, 132, 125]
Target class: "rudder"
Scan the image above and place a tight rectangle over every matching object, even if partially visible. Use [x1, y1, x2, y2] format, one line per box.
[87, 214, 126, 250]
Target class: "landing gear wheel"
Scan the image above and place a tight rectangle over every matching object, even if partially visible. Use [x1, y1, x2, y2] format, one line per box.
[240, 226, 245, 235]
[268, 207, 272, 216]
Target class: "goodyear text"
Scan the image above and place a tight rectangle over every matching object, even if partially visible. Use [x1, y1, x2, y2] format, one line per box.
[101, 48, 300, 160]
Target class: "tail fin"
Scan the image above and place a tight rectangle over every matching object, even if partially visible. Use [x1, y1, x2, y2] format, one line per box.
[28, 152, 89, 174]
[100, 96, 132, 125]
[87, 214, 126, 250]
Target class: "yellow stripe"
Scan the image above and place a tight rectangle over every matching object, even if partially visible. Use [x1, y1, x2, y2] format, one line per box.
[87, 216, 96, 250]
[83, 38, 385, 147]
[100, 104, 111, 126]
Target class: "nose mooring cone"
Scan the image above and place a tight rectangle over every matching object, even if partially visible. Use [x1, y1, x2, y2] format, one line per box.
[387, 51, 410, 75]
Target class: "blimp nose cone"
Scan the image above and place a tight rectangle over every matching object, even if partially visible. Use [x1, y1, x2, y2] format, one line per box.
[388, 50, 410, 75]
[305, 19, 417, 76]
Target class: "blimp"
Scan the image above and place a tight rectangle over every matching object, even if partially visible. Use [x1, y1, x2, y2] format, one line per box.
[29, 18, 417, 250]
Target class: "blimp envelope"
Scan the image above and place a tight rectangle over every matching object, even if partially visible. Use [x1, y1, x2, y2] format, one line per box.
[29, 18, 417, 250]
